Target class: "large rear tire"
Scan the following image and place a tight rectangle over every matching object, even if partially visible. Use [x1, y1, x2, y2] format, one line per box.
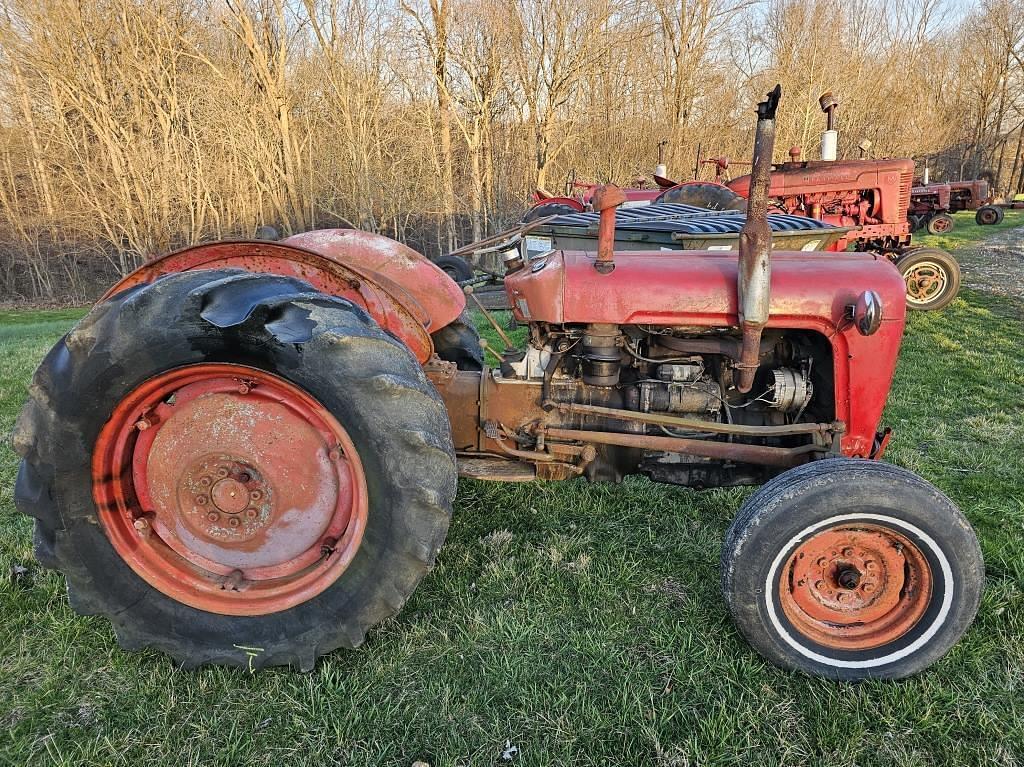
[14, 269, 456, 670]
[522, 201, 580, 223]
[896, 246, 961, 311]
[433, 254, 474, 282]
[721, 459, 983, 680]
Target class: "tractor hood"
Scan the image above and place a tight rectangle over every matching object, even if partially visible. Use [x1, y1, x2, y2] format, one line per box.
[504, 249, 907, 457]
[505, 249, 906, 327]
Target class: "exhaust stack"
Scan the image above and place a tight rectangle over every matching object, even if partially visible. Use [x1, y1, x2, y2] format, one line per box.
[592, 184, 627, 274]
[819, 91, 838, 161]
[735, 84, 781, 394]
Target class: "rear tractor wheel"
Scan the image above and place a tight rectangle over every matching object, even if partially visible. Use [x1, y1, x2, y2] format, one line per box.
[433, 254, 474, 282]
[14, 269, 456, 670]
[431, 309, 483, 371]
[521, 201, 580, 223]
[721, 459, 983, 680]
[895, 247, 961, 311]
[975, 205, 1003, 226]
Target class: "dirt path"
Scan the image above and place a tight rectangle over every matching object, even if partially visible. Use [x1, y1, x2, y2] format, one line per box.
[955, 225, 1024, 300]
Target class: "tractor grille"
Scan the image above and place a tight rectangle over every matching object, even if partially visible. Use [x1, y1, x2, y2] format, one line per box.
[899, 171, 913, 215]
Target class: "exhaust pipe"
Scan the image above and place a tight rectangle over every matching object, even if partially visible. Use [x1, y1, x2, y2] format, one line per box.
[592, 184, 627, 274]
[819, 91, 838, 161]
[736, 84, 781, 394]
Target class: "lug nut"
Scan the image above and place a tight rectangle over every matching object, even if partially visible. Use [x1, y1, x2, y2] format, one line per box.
[328, 447, 342, 461]
[244, 508, 258, 520]
[207, 511, 221, 522]
[227, 517, 241, 528]
[842, 547, 854, 557]
[249, 490, 262, 501]
[195, 495, 209, 506]
[198, 476, 212, 488]
[133, 517, 150, 532]
[216, 467, 230, 478]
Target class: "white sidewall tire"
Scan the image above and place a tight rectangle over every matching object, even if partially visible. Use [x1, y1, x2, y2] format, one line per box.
[721, 459, 983, 680]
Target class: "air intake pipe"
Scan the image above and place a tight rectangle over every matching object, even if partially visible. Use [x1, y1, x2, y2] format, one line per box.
[735, 84, 781, 394]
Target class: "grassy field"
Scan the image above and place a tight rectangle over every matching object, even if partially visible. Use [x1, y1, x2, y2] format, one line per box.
[911, 208, 1024, 253]
[2, 214, 1023, 766]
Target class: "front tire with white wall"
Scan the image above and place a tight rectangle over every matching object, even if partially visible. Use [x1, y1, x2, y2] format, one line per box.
[721, 459, 982, 680]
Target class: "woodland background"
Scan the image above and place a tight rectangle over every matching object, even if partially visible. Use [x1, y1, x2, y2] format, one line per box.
[0, 0, 1021, 300]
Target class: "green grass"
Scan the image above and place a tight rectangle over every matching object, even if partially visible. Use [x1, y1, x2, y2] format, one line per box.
[912, 208, 1024, 252]
[2, 234, 1024, 765]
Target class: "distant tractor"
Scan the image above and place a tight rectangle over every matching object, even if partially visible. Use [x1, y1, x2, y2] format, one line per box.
[947, 179, 1003, 226]
[14, 87, 983, 680]
[911, 178, 1003, 227]
[909, 183, 955, 234]
[677, 92, 962, 311]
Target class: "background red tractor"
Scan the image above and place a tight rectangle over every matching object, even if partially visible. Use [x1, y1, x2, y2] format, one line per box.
[947, 179, 1004, 225]
[910, 178, 1004, 228]
[717, 92, 960, 311]
[909, 183, 955, 234]
[14, 87, 983, 680]
[537, 92, 962, 311]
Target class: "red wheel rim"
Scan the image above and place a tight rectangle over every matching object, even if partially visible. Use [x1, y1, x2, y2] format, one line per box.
[931, 217, 952, 233]
[778, 524, 932, 650]
[92, 364, 368, 615]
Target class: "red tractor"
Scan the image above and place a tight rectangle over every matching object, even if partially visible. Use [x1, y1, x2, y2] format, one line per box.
[947, 179, 1004, 225]
[657, 93, 962, 311]
[910, 178, 1005, 229]
[14, 87, 982, 680]
[908, 183, 955, 234]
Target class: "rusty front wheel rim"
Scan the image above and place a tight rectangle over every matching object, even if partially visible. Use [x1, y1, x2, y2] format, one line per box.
[778, 524, 932, 650]
[93, 363, 368, 616]
[902, 261, 948, 305]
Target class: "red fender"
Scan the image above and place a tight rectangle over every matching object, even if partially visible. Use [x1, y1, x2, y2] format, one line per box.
[527, 196, 586, 212]
[102, 230, 465, 365]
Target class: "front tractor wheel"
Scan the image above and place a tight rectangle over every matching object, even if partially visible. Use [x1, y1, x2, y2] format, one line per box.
[926, 212, 954, 235]
[721, 459, 982, 680]
[14, 269, 456, 670]
[896, 247, 961, 311]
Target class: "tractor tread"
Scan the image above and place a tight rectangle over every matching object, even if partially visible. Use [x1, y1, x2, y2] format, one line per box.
[14, 268, 456, 671]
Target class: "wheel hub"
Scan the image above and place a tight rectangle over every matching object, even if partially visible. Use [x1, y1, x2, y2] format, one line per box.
[93, 364, 368, 616]
[779, 524, 932, 650]
[179, 457, 271, 543]
[903, 261, 947, 304]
